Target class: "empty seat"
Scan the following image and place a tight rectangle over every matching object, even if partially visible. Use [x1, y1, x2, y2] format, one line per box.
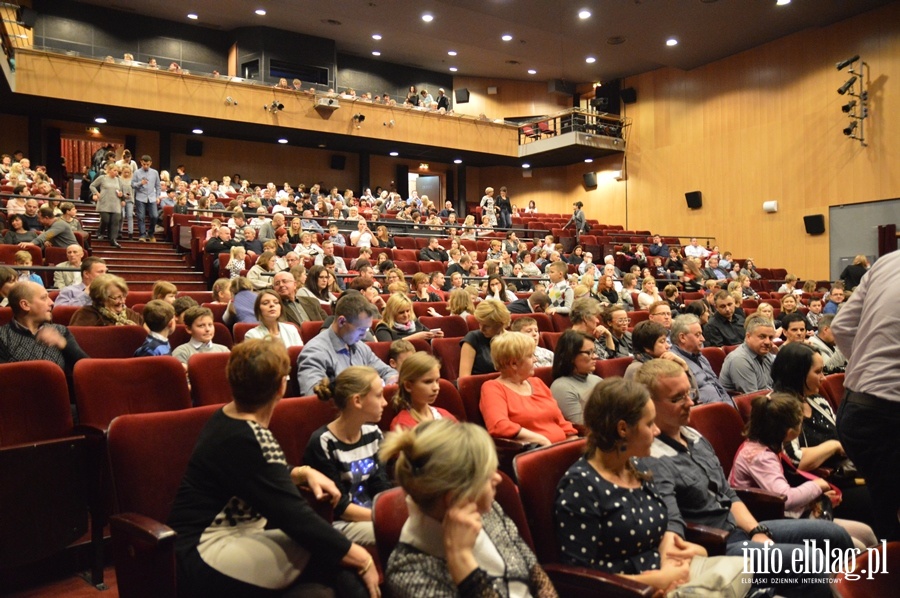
[187, 352, 232, 406]
[594, 356, 633, 378]
[700, 346, 727, 377]
[419, 315, 468, 339]
[432, 337, 464, 380]
[69, 325, 149, 358]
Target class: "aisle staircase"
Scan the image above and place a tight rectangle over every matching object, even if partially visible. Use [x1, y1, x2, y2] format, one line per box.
[78, 201, 208, 291]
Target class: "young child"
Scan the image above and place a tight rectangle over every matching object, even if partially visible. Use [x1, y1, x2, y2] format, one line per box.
[14, 251, 43, 286]
[172, 296, 199, 325]
[134, 300, 177, 357]
[806, 297, 824, 331]
[328, 223, 346, 246]
[152, 280, 178, 304]
[390, 352, 458, 430]
[387, 339, 416, 370]
[226, 245, 247, 280]
[510, 317, 554, 368]
[172, 306, 229, 368]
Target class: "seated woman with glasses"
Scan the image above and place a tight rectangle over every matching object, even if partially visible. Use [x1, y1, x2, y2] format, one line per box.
[69, 273, 144, 326]
[550, 330, 603, 425]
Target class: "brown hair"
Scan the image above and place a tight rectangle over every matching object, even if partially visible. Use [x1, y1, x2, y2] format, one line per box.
[227, 339, 290, 408]
[142, 299, 175, 333]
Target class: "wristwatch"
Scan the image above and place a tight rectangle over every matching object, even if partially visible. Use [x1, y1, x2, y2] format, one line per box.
[748, 524, 773, 539]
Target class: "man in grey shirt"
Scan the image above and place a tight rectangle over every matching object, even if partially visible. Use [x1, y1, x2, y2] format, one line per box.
[719, 313, 776, 394]
[132, 155, 161, 242]
[296, 291, 397, 396]
[833, 249, 900, 540]
[670, 314, 734, 406]
[19, 206, 77, 249]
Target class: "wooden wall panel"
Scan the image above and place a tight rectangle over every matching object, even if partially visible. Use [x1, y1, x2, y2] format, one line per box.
[0, 114, 29, 156]
[451, 76, 573, 120]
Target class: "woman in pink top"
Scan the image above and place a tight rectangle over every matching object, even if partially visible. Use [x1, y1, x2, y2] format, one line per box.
[390, 353, 457, 430]
[729, 393, 875, 551]
[479, 332, 578, 446]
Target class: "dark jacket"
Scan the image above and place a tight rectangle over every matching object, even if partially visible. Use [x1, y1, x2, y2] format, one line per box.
[702, 312, 746, 347]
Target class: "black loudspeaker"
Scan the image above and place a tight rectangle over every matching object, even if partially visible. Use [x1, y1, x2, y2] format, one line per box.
[583, 172, 597, 188]
[185, 139, 203, 157]
[621, 88, 637, 104]
[685, 191, 702, 209]
[17, 7, 37, 29]
[330, 155, 346, 170]
[804, 214, 826, 235]
[455, 88, 470, 103]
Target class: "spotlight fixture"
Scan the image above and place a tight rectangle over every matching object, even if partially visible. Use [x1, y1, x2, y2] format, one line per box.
[521, 163, 531, 169]
[453, 159, 462, 164]
[389, 151, 399, 157]
[836, 55, 859, 71]
[353, 113, 365, 123]
[94, 117, 107, 124]
[383, 120, 395, 127]
[264, 101, 284, 113]
[192, 128, 203, 135]
[225, 96, 238, 106]
[837, 77, 856, 95]
[843, 121, 858, 136]
[841, 100, 856, 113]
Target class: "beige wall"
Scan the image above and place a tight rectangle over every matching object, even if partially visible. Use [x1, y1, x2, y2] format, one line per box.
[452, 76, 573, 119]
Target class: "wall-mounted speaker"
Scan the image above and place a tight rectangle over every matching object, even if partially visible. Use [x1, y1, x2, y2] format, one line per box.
[804, 214, 826, 235]
[620, 88, 637, 104]
[455, 88, 470, 103]
[685, 191, 702, 209]
[330, 155, 346, 170]
[583, 172, 597, 189]
[185, 139, 203, 156]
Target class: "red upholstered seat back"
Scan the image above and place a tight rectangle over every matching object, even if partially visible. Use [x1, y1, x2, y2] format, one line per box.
[688, 403, 745, 477]
[700, 346, 727, 377]
[457, 372, 501, 426]
[595, 356, 633, 378]
[432, 337, 463, 381]
[0, 361, 73, 446]
[188, 352, 232, 406]
[68, 325, 149, 358]
[419, 315, 468, 339]
[268, 396, 337, 467]
[820, 373, 846, 411]
[733, 390, 770, 423]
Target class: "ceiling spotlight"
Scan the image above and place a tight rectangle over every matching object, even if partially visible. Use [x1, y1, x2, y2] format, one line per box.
[527, 69, 537, 75]
[449, 67, 458, 72]
[453, 159, 462, 164]
[837, 76, 856, 95]
[353, 113, 366, 123]
[421, 13, 433, 22]
[447, 50, 457, 56]
[501, 34, 513, 41]
[522, 163, 531, 169]
[278, 138, 288, 144]
[372, 34, 382, 40]
[666, 38, 678, 47]
[843, 121, 858, 136]
[578, 9, 592, 19]
[265, 101, 284, 112]
[841, 100, 857, 113]
[187, 13, 198, 20]
[94, 117, 107, 124]
[585, 56, 596, 64]
[255, 9, 266, 16]
[225, 96, 238, 106]
[776, 0, 791, 6]
[372, 51, 381, 56]
[389, 151, 399, 157]
[192, 128, 203, 135]
[584, 158, 593, 163]
[836, 55, 860, 71]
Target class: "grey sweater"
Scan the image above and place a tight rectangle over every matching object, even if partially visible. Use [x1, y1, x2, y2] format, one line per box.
[550, 374, 602, 425]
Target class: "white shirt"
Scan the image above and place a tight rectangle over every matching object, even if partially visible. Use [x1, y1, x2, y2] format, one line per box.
[684, 244, 710, 259]
[245, 322, 303, 348]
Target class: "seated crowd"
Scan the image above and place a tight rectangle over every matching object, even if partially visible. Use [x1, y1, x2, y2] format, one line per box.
[1, 155, 882, 596]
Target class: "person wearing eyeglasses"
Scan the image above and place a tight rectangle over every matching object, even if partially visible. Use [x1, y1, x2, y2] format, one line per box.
[69, 274, 144, 326]
[670, 314, 734, 407]
[550, 330, 603, 425]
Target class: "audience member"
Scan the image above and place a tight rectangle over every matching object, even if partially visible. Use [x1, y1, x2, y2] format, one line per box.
[702, 291, 745, 347]
[244, 289, 304, 348]
[506, 290, 549, 314]
[669, 314, 733, 406]
[459, 300, 510, 378]
[134, 300, 177, 357]
[807, 314, 846, 373]
[823, 284, 845, 315]
[719, 313, 776, 394]
[389, 352, 458, 430]
[172, 306, 229, 367]
[70, 274, 144, 326]
[549, 330, 602, 425]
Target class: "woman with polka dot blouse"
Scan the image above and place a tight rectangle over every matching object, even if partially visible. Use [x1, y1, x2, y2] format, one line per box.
[554, 378, 707, 592]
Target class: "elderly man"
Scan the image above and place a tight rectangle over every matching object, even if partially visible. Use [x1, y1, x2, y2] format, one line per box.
[275, 251, 301, 274]
[296, 292, 397, 396]
[301, 210, 324, 233]
[132, 155, 161, 242]
[20, 206, 78, 250]
[636, 359, 853, 597]
[272, 271, 326, 327]
[314, 240, 348, 273]
[577, 252, 594, 275]
[0, 281, 88, 373]
[602, 255, 623, 278]
[702, 291, 745, 347]
[701, 255, 728, 282]
[242, 226, 264, 256]
[719, 313, 776, 394]
[55, 257, 108, 307]
[807, 314, 847, 373]
[670, 314, 733, 406]
[53, 244, 84, 289]
[205, 226, 241, 275]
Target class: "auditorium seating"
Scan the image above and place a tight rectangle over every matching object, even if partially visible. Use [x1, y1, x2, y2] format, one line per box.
[187, 352, 231, 406]
[419, 314, 467, 338]
[169, 322, 233, 348]
[733, 390, 770, 423]
[700, 346, 727, 377]
[431, 337, 463, 380]
[820, 373, 846, 411]
[594, 356, 633, 379]
[69, 325, 149, 358]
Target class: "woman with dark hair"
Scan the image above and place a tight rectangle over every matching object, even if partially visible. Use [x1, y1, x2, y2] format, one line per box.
[549, 330, 602, 425]
[771, 342, 873, 525]
[297, 264, 338, 306]
[1, 213, 37, 244]
[555, 378, 720, 592]
[567, 245, 584, 265]
[682, 299, 710, 326]
[168, 340, 379, 597]
[623, 320, 688, 380]
[484, 273, 516, 302]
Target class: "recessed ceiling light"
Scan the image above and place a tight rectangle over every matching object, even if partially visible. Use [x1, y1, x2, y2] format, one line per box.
[453, 159, 462, 164]
[255, 9, 266, 16]
[372, 51, 381, 56]
[372, 34, 382, 40]
[192, 128, 203, 135]
[449, 67, 458, 72]
[187, 13, 198, 20]
[666, 38, 678, 47]
[527, 69, 537, 75]
[522, 163, 531, 169]
[776, 0, 791, 5]
[94, 117, 107, 124]
[584, 158, 593, 163]
[389, 151, 399, 157]
[585, 56, 596, 64]
[278, 138, 288, 144]
[501, 34, 513, 42]
[421, 13, 433, 22]
[447, 50, 457, 56]
[578, 9, 592, 19]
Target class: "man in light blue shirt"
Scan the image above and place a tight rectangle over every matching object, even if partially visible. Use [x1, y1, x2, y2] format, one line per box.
[132, 155, 161, 242]
[55, 257, 107, 307]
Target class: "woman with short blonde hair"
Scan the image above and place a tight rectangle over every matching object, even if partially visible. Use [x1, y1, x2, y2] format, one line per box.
[374, 293, 442, 343]
[458, 300, 511, 378]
